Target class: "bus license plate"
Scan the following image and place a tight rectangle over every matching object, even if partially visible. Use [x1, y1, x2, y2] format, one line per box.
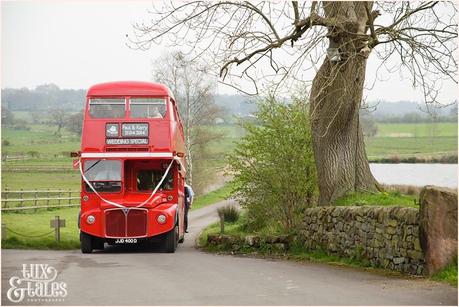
[115, 238, 138, 244]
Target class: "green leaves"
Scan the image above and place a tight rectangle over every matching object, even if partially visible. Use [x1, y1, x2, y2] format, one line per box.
[227, 95, 317, 232]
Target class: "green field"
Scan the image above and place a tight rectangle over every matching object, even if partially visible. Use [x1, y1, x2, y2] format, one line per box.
[2, 125, 79, 157]
[2, 121, 457, 191]
[209, 123, 458, 161]
[2, 172, 80, 190]
[376, 122, 457, 138]
[365, 136, 457, 159]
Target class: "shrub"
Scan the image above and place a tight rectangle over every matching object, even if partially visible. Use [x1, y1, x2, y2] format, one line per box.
[217, 205, 240, 223]
[2, 139, 10, 146]
[227, 95, 317, 233]
[27, 151, 40, 158]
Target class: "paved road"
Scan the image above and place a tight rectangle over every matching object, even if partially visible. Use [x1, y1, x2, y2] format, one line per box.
[2, 200, 457, 306]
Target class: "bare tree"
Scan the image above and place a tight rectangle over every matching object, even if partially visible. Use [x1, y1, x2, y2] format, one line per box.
[130, 1, 457, 205]
[65, 110, 84, 136]
[153, 51, 222, 186]
[49, 108, 68, 134]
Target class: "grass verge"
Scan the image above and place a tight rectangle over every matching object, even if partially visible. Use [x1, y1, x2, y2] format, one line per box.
[332, 191, 418, 208]
[191, 182, 234, 211]
[1, 207, 80, 250]
[431, 260, 458, 287]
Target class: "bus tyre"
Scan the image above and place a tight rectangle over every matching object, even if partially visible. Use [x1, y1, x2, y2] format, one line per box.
[161, 225, 178, 253]
[80, 232, 93, 254]
[93, 238, 104, 251]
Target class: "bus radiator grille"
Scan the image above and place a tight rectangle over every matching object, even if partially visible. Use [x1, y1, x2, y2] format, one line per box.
[105, 208, 147, 238]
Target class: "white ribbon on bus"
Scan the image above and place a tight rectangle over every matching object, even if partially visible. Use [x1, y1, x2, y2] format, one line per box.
[77, 158, 174, 209]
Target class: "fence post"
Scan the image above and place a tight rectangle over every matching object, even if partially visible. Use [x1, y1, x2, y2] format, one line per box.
[55, 216, 60, 242]
[68, 190, 71, 205]
[58, 190, 61, 208]
[219, 211, 225, 234]
[47, 189, 50, 210]
[1, 223, 6, 240]
[34, 189, 38, 212]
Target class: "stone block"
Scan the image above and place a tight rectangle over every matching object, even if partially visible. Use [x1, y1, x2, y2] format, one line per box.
[419, 186, 457, 275]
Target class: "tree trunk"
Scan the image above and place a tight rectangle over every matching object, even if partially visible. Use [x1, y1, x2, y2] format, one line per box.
[184, 71, 193, 186]
[309, 2, 380, 206]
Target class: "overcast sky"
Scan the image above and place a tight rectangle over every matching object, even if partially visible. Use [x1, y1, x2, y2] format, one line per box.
[2, 1, 458, 103]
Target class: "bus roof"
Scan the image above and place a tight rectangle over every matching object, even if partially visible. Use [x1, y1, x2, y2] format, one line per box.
[87, 81, 174, 98]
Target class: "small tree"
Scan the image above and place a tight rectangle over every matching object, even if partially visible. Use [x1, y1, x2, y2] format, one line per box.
[1, 106, 14, 126]
[49, 108, 68, 134]
[228, 96, 317, 232]
[65, 110, 84, 136]
[360, 113, 378, 138]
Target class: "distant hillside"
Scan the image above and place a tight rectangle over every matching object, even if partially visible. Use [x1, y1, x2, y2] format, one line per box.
[2, 84, 457, 120]
[2, 84, 86, 112]
[370, 100, 457, 118]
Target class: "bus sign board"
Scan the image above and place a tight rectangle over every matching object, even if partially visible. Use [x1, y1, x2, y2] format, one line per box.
[122, 123, 148, 137]
[106, 138, 148, 145]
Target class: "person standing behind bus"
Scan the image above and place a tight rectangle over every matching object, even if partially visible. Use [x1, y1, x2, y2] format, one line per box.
[184, 183, 194, 233]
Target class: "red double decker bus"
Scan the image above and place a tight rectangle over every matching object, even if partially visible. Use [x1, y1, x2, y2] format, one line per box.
[75, 81, 186, 253]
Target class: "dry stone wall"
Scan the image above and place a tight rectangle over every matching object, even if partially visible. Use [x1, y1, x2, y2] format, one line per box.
[300, 206, 424, 275]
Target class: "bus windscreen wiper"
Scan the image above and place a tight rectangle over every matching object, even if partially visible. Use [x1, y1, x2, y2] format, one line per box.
[84, 159, 102, 174]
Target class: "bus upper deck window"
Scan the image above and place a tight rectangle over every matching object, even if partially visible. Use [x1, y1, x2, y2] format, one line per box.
[130, 98, 167, 119]
[89, 98, 125, 118]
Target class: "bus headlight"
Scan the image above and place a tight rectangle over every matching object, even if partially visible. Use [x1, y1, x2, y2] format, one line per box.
[86, 215, 96, 224]
[157, 214, 167, 224]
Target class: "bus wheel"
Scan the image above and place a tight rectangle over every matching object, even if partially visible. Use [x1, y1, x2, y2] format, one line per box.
[161, 225, 178, 253]
[80, 232, 93, 254]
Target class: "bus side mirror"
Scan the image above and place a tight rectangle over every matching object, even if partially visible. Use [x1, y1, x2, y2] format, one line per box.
[70, 151, 80, 157]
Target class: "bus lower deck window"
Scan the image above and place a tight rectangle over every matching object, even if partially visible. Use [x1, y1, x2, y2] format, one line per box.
[137, 169, 173, 191]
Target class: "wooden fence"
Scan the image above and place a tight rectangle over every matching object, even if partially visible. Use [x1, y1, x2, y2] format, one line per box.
[1, 189, 80, 211]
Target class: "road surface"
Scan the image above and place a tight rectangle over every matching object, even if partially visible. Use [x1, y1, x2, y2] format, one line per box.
[2, 200, 457, 305]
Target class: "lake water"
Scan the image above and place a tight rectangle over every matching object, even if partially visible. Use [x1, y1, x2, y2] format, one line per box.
[370, 164, 458, 188]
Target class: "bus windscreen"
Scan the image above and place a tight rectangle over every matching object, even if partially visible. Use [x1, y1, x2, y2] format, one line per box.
[84, 159, 122, 192]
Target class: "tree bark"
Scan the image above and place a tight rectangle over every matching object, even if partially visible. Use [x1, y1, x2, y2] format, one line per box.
[309, 2, 380, 206]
